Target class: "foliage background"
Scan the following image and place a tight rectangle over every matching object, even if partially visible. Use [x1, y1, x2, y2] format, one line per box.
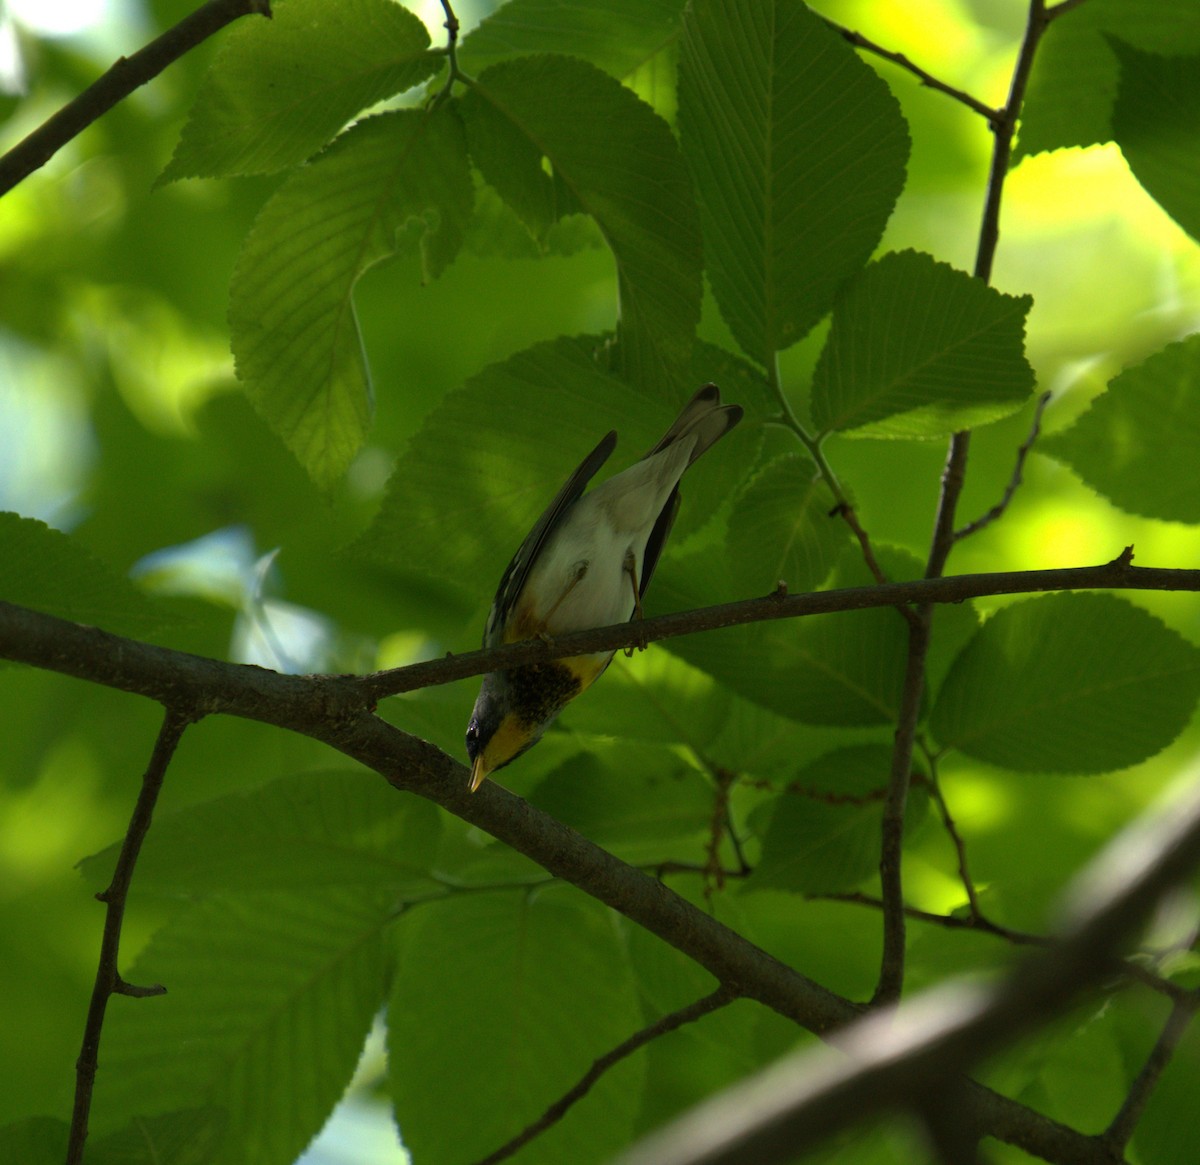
[2, 0, 1200, 1162]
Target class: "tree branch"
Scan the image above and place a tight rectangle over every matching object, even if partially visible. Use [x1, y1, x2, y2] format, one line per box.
[1103, 993, 1198, 1151]
[823, 20, 1002, 124]
[0, 0, 272, 198]
[66, 705, 196, 1165]
[955, 392, 1052, 542]
[872, 0, 1061, 1009]
[616, 777, 1200, 1165]
[1, 559, 1197, 1163]
[472, 987, 737, 1165]
[357, 556, 1194, 701]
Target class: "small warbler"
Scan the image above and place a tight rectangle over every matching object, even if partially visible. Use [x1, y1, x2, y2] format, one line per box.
[466, 384, 742, 790]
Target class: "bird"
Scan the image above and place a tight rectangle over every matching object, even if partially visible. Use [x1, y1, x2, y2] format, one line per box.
[465, 384, 743, 791]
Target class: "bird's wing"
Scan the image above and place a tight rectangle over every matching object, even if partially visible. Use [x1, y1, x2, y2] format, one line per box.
[483, 430, 617, 648]
[639, 486, 680, 599]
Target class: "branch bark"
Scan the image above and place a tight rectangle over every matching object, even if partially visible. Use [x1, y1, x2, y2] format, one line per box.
[0, 573, 1189, 1163]
[66, 705, 195, 1165]
[0, 0, 272, 197]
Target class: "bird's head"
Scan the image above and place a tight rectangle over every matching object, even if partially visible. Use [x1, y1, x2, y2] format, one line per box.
[465, 672, 544, 791]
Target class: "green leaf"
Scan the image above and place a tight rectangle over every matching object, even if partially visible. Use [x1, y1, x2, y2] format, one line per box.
[678, 0, 909, 362]
[388, 888, 643, 1164]
[357, 336, 752, 595]
[0, 1117, 66, 1165]
[1041, 337, 1200, 522]
[931, 594, 1200, 773]
[557, 646, 733, 748]
[459, 0, 685, 79]
[748, 744, 928, 894]
[655, 545, 906, 727]
[1017, 0, 1200, 159]
[79, 769, 440, 898]
[160, 0, 442, 181]
[810, 251, 1035, 438]
[0, 511, 167, 636]
[92, 889, 394, 1165]
[657, 542, 980, 729]
[1111, 42, 1200, 243]
[460, 55, 701, 390]
[229, 106, 473, 488]
[528, 745, 713, 862]
[88, 1110, 226, 1165]
[726, 456, 848, 595]
[1135, 1021, 1200, 1165]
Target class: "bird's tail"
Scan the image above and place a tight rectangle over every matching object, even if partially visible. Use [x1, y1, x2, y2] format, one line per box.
[646, 383, 743, 466]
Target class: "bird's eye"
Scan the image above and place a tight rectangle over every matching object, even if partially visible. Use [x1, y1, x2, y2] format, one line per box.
[465, 718, 480, 758]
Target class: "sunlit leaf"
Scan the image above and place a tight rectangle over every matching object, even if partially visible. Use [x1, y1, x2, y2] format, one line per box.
[810, 251, 1035, 438]
[388, 888, 642, 1164]
[161, 0, 442, 181]
[1041, 337, 1200, 522]
[678, 0, 908, 363]
[1111, 42, 1200, 243]
[229, 106, 473, 487]
[92, 890, 394, 1164]
[931, 594, 1200, 773]
[460, 55, 701, 390]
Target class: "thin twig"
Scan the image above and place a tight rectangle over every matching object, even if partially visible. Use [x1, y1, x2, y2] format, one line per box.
[0, 0, 272, 197]
[472, 987, 738, 1165]
[923, 754, 985, 922]
[872, 631, 928, 1007]
[824, 20, 1002, 124]
[1104, 994, 1200, 1150]
[429, 0, 466, 109]
[766, 363, 905, 607]
[826, 891, 1193, 1003]
[66, 705, 197, 1165]
[954, 392, 1052, 542]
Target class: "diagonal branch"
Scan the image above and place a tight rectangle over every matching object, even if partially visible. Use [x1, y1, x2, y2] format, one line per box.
[955, 392, 1052, 542]
[0, 593, 1167, 1163]
[472, 987, 737, 1165]
[1103, 993, 1199, 1151]
[0, 0, 272, 198]
[824, 20, 1002, 124]
[66, 704, 197, 1165]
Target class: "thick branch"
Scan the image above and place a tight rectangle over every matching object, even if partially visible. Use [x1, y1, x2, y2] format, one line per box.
[66, 705, 195, 1165]
[617, 778, 1200, 1165]
[0, 0, 272, 198]
[1, 561, 1197, 1163]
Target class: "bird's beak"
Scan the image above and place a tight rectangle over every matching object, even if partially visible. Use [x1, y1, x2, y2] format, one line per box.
[469, 754, 490, 793]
